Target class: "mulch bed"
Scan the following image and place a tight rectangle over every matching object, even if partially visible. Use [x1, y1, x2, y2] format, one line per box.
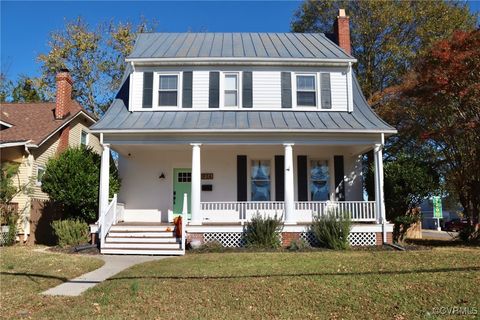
[47, 244, 100, 255]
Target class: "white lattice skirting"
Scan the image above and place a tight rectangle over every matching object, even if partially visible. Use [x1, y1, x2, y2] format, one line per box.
[203, 231, 377, 247]
[301, 231, 377, 247]
[204, 232, 246, 247]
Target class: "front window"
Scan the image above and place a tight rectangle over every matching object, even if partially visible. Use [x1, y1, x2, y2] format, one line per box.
[158, 75, 178, 106]
[310, 160, 329, 201]
[81, 130, 88, 146]
[36, 166, 45, 186]
[296, 75, 316, 107]
[251, 160, 271, 201]
[224, 73, 238, 107]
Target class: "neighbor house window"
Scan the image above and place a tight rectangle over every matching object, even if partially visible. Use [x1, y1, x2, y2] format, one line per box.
[224, 73, 238, 107]
[36, 166, 45, 186]
[81, 130, 88, 146]
[251, 160, 271, 201]
[158, 75, 178, 106]
[296, 75, 316, 107]
[310, 160, 329, 201]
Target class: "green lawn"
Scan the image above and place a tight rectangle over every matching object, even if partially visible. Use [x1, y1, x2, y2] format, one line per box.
[0, 246, 104, 319]
[1, 246, 478, 319]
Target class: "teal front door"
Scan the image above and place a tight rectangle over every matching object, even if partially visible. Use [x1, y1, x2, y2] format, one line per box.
[173, 168, 191, 219]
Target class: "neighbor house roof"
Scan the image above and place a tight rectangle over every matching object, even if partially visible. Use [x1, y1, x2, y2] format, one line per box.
[91, 75, 395, 134]
[127, 33, 355, 61]
[0, 102, 96, 147]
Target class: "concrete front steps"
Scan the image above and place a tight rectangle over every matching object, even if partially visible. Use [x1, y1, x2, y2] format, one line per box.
[101, 223, 184, 255]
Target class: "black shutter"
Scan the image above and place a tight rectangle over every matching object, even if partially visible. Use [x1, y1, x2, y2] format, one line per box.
[297, 155, 308, 201]
[242, 71, 253, 108]
[334, 155, 345, 201]
[321, 73, 332, 109]
[209, 71, 220, 108]
[182, 71, 192, 108]
[237, 155, 247, 201]
[142, 72, 153, 108]
[281, 72, 292, 108]
[274, 155, 284, 201]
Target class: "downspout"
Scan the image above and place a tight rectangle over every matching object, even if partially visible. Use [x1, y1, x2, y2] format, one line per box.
[23, 144, 34, 242]
[380, 133, 387, 244]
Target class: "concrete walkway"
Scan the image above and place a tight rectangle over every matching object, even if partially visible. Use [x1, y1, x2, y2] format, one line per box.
[42, 255, 167, 296]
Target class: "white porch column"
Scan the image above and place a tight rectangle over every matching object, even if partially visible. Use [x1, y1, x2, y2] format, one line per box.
[99, 144, 110, 222]
[284, 143, 296, 225]
[190, 143, 202, 225]
[374, 143, 387, 242]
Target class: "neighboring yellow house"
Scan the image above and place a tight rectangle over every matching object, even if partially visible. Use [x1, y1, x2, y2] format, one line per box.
[0, 70, 100, 242]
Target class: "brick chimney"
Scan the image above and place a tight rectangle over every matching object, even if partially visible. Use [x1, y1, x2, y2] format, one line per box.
[333, 9, 351, 55]
[55, 69, 73, 120]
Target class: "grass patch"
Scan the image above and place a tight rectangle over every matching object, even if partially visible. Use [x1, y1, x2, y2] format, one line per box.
[6, 246, 477, 319]
[0, 246, 103, 319]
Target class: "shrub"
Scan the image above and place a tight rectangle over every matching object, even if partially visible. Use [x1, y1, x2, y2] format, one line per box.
[311, 211, 351, 250]
[51, 219, 89, 248]
[287, 239, 311, 251]
[42, 146, 120, 223]
[244, 213, 282, 249]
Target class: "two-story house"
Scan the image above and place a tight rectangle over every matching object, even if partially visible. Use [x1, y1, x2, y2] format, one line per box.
[0, 70, 100, 243]
[92, 10, 396, 255]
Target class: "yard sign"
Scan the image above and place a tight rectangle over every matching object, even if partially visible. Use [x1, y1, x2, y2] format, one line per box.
[433, 196, 443, 218]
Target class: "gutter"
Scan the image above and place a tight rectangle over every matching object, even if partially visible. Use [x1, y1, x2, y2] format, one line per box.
[125, 57, 357, 66]
[90, 128, 398, 135]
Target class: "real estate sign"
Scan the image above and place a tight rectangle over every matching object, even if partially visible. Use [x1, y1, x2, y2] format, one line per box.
[433, 196, 443, 218]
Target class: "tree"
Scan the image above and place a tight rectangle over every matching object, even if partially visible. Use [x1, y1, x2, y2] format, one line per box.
[291, 0, 477, 100]
[11, 76, 44, 102]
[41, 147, 121, 223]
[375, 30, 480, 239]
[0, 73, 12, 102]
[382, 153, 440, 242]
[37, 17, 155, 116]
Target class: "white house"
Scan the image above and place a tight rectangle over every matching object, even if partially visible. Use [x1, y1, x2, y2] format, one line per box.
[91, 10, 396, 255]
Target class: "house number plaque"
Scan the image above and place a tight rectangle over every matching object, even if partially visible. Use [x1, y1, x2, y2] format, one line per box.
[201, 173, 214, 180]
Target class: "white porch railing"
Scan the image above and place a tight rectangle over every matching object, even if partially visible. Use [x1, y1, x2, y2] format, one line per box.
[200, 200, 376, 224]
[295, 201, 376, 222]
[99, 194, 117, 248]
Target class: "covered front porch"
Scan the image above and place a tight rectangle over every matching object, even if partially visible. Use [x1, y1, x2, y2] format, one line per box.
[96, 132, 391, 252]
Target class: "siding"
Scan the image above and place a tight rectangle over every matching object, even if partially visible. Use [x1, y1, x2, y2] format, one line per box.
[131, 71, 144, 110]
[2, 146, 32, 236]
[31, 132, 61, 200]
[252, 71, 282, 108]
[69, 117, 102, 154]
[330, 71, 348, 110]
[192, 71, 209, 108]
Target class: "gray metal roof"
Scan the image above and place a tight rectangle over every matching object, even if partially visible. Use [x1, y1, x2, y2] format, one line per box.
[92, 75, 395, 133]
[127, 33, 354, 60]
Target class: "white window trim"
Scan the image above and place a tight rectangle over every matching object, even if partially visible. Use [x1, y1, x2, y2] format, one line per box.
[152, 71, 183, 109]
[307, 157, 334, 201]
[81, 130, 89, 146]
[247, 157, 275, 202]
[36, 165, 46, 186]
[219, 71, 242, 109]
[292, 72, 320, 109]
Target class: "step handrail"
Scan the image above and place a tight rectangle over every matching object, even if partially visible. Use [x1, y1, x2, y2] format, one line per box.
[99, 194, 117, 249]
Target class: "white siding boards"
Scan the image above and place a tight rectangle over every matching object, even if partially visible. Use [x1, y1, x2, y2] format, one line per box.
[128, 68, 352, 112]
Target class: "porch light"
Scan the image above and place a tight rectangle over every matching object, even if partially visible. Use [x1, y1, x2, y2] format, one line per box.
[159, 172, 166, 180]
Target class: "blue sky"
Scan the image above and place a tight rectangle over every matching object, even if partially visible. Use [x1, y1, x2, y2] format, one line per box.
[1, 1, 479, 81]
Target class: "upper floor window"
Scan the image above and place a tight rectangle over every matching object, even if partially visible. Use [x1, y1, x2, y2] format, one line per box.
[296, 75, 316, 107]
[81, 130, 88, 146]
[224, 73, 239, 107]
[158, 75, 178, 107]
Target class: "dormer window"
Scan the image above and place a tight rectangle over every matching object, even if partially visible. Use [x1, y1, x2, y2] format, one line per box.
[224, 73, 239, 107]
[296, 75, 316, 107]
[158, 74, 179, 107]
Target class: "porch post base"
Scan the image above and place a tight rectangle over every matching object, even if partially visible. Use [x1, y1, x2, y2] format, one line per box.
[283, 221, 297, 226]
[188, 221, 203, 226]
